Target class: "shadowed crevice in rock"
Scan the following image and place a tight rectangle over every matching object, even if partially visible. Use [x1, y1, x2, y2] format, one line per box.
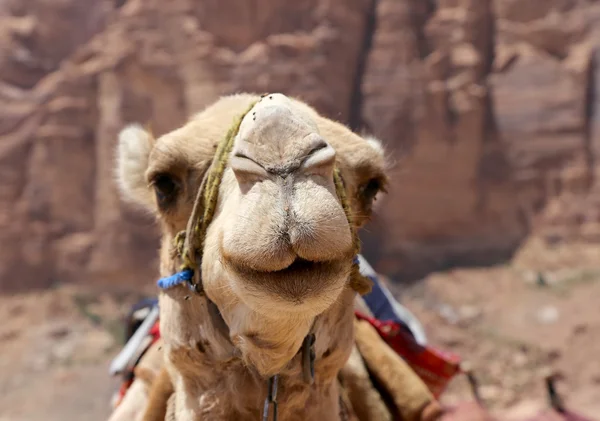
[593, 47, 600, 162]
[583, 47, 598, 180]
[477, 3, 511, 185]
[407, 0, 436, 60]
[349, 0, 378, 132]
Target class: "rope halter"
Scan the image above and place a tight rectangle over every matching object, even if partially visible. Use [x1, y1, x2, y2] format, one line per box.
[160, 93, 372, 297]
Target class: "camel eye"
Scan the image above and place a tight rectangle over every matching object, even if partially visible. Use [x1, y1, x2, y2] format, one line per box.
[361, 177, 382, 204]
[152, 173, 179, 208]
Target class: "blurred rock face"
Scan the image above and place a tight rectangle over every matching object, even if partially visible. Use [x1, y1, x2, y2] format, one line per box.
[1, 0, 599, 290]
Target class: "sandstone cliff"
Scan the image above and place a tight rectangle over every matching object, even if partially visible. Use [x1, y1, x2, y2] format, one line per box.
[1, 0, 599, 290]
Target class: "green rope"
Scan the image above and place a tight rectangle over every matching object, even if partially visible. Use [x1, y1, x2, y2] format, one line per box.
[175, 100, 260, 281]
[334, 168, 373, 296]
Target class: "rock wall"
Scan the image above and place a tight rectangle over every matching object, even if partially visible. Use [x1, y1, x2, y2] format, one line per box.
[359, 0, 600, 278]
[1, 0, 599, 290]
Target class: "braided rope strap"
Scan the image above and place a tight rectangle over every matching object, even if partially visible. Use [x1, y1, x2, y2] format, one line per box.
[334, 167, 373, 296]
[174, 100, 260, 292]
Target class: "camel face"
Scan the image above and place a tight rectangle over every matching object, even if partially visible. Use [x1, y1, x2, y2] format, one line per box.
[116, 93, 387, 319]
[211, 94, 355, 317]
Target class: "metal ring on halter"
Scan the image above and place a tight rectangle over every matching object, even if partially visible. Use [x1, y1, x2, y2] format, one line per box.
[302, 334, 316, 384]
[262, 376, 279, 421]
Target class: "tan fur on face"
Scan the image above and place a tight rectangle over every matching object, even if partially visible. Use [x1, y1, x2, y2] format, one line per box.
[116, 93, 388, 420]
[214, 94, 355, 318]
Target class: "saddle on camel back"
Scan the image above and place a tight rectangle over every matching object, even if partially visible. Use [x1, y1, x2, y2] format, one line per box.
[108, 254, 463, 421]
[108, 92, 466, 421]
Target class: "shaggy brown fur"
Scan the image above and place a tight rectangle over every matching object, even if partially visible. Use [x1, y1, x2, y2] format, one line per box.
[141, 367, 174, 421]
[116, 93, 389, 421]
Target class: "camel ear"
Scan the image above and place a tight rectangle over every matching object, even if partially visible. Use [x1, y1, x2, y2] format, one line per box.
[115, 123, 155, 209]
[352, 135, 389, 228]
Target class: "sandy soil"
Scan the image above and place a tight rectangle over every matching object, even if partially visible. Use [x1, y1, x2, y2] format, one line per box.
[401, 266, 600, 419]
[0, 286, 148, 421]
[398, 240, 600, 419]
[0, 243, 598, 420]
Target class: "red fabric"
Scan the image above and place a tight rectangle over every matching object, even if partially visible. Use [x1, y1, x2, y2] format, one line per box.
[149, 320, 161, 342]
[355, 310, 462, 398]
[114, 378, 134, 407]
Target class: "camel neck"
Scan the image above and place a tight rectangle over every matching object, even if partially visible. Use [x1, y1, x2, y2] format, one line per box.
[159, 285, 356, 420]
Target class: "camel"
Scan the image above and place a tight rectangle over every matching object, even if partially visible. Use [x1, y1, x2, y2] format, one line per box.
[113, 92, 436, 421]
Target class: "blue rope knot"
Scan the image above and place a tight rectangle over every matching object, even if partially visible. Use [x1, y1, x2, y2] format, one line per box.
[157, 269, 194, 290]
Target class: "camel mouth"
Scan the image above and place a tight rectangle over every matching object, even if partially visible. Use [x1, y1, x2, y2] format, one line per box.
[222, 255, 352, 315]
[225, 256, 330, 283]
[263, 257, 319, 275]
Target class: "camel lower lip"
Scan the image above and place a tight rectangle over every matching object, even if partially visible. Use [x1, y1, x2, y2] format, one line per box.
[228, 257, 327, 280]
[223, 256, 350, 311]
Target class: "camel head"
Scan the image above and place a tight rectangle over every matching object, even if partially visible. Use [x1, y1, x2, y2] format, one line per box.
[115, 93, 387, 374]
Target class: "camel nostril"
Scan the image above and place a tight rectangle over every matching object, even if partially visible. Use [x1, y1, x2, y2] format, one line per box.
[307, 140, 327, 156]
[300, 144, 336, 175]
[230, 154, 269, 183]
